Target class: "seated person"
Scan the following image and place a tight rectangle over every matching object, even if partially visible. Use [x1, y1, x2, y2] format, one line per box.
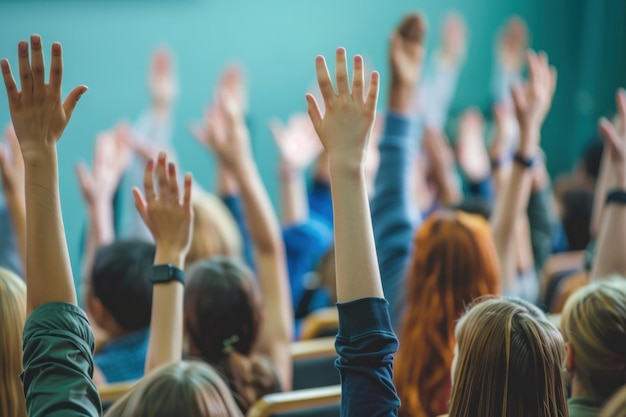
[86, 240, 155, 383]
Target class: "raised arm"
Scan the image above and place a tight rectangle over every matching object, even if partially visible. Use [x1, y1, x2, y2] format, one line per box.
[269, 113, 322, 225]
[2, 35, 101, 417]
[76, 126, 130, 282]
[306, 47, 399, 417]
[204, 91, 293, 391]
[490, 51, 557, 292]
[132, 153, 193, 373]
[0, 124, 26, 272]
[371, 14, 425, 329]
[591, 89, 626, 280]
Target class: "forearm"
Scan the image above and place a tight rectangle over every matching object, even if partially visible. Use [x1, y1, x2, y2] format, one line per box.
[279, 170, 309, 225]
[80, 202, 115, 280]
[331, 162, 384, 302]
[145, 249, 184, 374]
[24, 151, 76, 313]
[217, 162, 238, 197]
[590, 149, 611, 238]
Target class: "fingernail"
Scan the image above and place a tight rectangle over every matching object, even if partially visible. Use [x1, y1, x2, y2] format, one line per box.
[158, 151, 166, 161]
[147, 158, 154, 167]
[31, 35, 41, 46]
[168, 162, 175, 174]
[315, 55, 324, 63]
[52, 43, 61, 54]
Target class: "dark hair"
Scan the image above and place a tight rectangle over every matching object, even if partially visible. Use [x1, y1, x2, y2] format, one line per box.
[91, 240, 156, 331]
[184, 257, 279, 413]
[582, 139, 604, 182]
[562, 188, 593, 250]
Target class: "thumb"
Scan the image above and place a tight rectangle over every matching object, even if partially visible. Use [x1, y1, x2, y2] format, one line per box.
[599, 117, 623, 161]
[75, 161, 92, 192]
[132, 186, 149, 225]
[63, 85, 88, 121]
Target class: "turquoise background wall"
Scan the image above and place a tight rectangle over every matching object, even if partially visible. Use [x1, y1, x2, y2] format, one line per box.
[1, 0, 625, 279]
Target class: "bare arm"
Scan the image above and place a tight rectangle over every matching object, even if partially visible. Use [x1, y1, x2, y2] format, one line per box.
[132, 153, 193, 374]
[591, 89, 626, 280]
[205, 93, 293, 391]
[490, 51, 557, 292]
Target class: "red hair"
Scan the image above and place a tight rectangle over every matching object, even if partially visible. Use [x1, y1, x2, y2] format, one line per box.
[394, 211, 500, 417]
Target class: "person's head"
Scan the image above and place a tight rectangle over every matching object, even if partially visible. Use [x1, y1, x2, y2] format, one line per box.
[184, 257, 278, 413]
[562, 278, 626, 403]
[600, 385, 626, 417]
[87, 240, 155, 336]
[449, 297, 567, 417]
[187, 189, 242, 265]
[104, 360, 242, 417]
[0, 268, 27, 417]
[395, 210, 500, 417]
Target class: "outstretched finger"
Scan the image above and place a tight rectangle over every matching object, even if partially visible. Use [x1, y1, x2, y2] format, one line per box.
[315, 56, 335, 104]
[143, 158, 156, 202]
[62, 85, 88, 122]
[335, 48, 350, 95]
[364, 71, 380, 116]
[132, 187, 149, 225]
[1, 60, 19, 104]
[351, 55, 365, 102]
[49, 42, 63, 93]
[30, 35, 46, 96]
[182, 173, 193, 211]
[156, 152, 169, 201]
[305, 93, 323, 132]
[17, 41, 32, 101]
[168, 162, 180, 203]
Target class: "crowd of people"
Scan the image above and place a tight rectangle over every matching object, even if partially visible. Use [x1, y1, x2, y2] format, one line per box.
[0, 9, 625, 417]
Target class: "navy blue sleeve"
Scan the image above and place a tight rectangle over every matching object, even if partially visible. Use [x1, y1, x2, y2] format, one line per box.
[371, 113, 422, 330]
[335, 298, 400, 417]
[221, 194, 255, 269]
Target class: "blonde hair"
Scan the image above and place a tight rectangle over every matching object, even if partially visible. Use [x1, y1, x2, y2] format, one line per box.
[0, 268, 27, 417]
[105, 360, 243, 417]
[187, 188, 242, 265]
[449, 297, 568, 417]
[562, 278, 626, 402]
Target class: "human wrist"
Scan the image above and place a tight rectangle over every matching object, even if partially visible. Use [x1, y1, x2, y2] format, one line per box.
[328, 154, 365, 180]
[388, 81, 414, 115]
[154, 248, 185, 270]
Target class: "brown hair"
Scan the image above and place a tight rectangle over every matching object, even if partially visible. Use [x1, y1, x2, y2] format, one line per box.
[187, 188, 242, 265]
[395, 211, 500, 417]
[600, 385, 626, 417]
[105, 360, 242, 417]
[184, 258, 279, 413]
[562, 278, 626, 403]
[0, 268, 27, 417]
[449, 297, 568, 417]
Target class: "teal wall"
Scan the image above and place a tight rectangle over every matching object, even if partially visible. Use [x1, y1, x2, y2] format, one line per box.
[1, 0, 625, 278]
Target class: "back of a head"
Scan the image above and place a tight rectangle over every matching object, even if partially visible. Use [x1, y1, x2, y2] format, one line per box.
[449, 297, 567, 417]
[104, 360, 243, 417]
[91, 240, 156, 331]
[184, 258, 279, 413]
[561, 187, 593, 250]
[395, 211, 500, 417]
[562, 278, 626, 403]
[0, 268, 27, 417]
[187, 190, 243, 265]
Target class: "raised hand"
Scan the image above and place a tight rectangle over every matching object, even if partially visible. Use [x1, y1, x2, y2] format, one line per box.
[215, 65, 248, 114]
[498, 17, 529, 73]
[390, 14, 427, 88]
[306, 48, 379, 169]
[490, 103, 517, 161]
[1, 35, 87, 157]
[149, 48, 178, 109]
[598, 89, 626, 187]
[512, 51, 557, 136]
[270, 113, 322, 173]
[439, 12, 468, 67]
[456, 108, 490, 181]
[76, 125, 131, 207]
[132, 152, 193, 260]
[0, 124, 25, 196]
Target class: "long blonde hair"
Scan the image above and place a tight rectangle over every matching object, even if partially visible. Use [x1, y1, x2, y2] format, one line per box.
[449, 297, 568, 417]
[395, 211, 500, 417]
[600, 385, 626, 417]
[105, 360, 243, 417]
[562, 278, 626, 403]
[0, 268, 27, 417]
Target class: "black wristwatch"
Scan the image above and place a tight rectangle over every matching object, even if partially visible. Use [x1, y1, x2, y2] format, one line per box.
[151, 264, 186, 285]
